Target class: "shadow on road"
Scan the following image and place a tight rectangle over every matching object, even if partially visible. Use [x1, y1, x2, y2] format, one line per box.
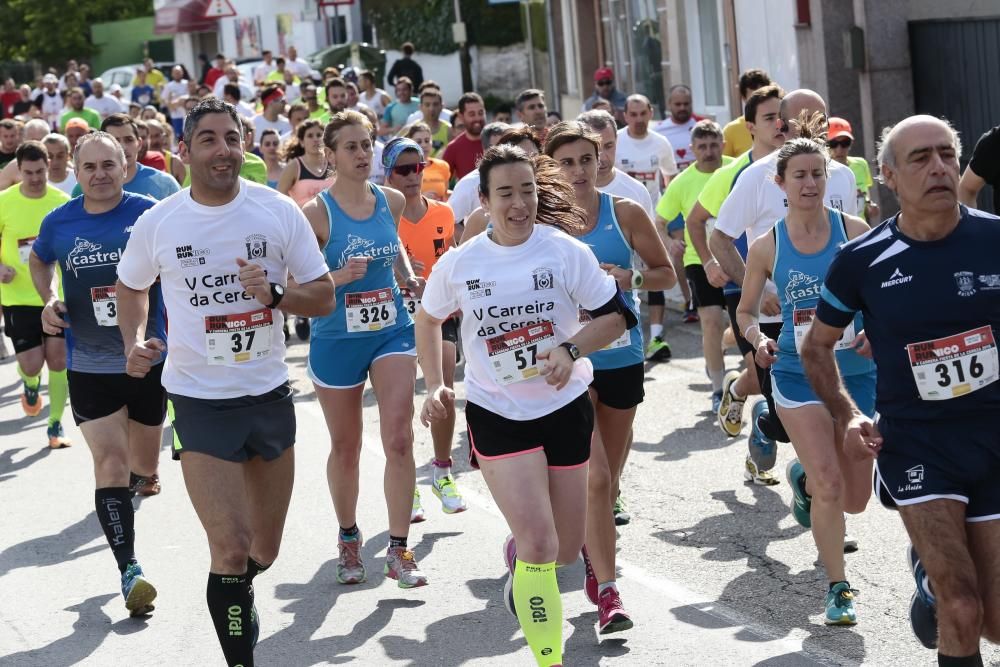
[0, 512, 103, 577]
[0, 445, 52, 483]
[631, 412, 732, 463]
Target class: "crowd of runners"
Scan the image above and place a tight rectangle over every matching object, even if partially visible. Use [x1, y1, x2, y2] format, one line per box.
[0, 46, 998, 667]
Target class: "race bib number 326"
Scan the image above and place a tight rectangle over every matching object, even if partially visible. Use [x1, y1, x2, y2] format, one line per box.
[345, 289, 397, 333]
[486, 321, 556, 385]
[906, 325, 998, 400]
[205, 308, 273, 365]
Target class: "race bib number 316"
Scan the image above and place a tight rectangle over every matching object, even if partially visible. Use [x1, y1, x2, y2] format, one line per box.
[486, 321, 556, 385]
[205, 308, 273, 365]
[906, 325, 998, 400]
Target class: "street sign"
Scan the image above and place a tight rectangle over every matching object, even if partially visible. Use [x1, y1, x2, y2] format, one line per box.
[204, 0, 237, 19]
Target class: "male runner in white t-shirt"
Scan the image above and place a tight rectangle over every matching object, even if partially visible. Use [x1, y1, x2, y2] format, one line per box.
[579, 109, 654, 220]
[654, 84, 700, 171]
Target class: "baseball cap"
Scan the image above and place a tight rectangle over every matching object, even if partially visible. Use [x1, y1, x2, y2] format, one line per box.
[109, 83, 122, 94]
[594, 67, 614, 83]
[65, 117, 91, 131]
[43, 73, 58, 84]
[827, 117, 854, 141]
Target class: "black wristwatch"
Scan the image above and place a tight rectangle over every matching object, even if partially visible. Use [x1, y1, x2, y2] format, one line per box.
[268, 282, 285, 309]
[558, 342, 581, 362]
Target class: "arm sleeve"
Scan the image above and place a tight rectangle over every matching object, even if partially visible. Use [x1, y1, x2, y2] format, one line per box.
[116, 212, 160, 290]
[284, 204, 331, 285]
[714, 169, 757, 238]
[815, 246, 862, 328]
[32, 213, 57, 263]
[968, 126, 1000, 186]
[419, 248, 459, 319]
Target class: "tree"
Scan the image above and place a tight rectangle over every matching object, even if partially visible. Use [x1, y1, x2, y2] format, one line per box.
[0, 0, 153, 67]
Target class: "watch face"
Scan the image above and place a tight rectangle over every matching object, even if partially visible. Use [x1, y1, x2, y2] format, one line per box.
[275, 284, 285, 295]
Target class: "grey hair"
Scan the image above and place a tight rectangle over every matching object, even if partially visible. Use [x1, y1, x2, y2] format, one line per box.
[576, 109, 616, 132]
[23, 118, 51, 138]
[877, 116, 963, 172]
[480, 122, 511, 150]
[42, 132, 70, 151]
[73, 131, 126, 167]
[182, 97, 242, 146]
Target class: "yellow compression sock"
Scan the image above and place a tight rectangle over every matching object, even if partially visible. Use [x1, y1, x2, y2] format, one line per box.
[513, 560, 563, 666]
[47, 369, 68, 425]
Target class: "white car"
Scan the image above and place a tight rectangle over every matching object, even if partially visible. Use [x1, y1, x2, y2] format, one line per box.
[98, 62, 179, 107]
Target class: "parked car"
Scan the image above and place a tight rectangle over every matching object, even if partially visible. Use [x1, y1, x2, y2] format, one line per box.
[97, 62, 183, 106]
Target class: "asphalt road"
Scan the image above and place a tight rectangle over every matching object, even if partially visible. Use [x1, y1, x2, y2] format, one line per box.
[0, 316, 997, 666]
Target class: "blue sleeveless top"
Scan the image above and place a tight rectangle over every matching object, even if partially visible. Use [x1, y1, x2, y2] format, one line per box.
[773, 208, 874, 377]
[576, 193, 644, 369]
[312, 184, 412, 339]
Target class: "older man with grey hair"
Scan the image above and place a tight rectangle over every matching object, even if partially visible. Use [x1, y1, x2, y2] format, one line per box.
[803, 115, 1000, 663]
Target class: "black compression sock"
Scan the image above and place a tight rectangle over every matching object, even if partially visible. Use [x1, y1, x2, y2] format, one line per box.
[246, 557, 271, 582]
[207, 573, 255, 667]
[938, 653, 983, 667]
[95, 487, 136, 573]
[340, 524, 360, 539]
[389, 535, 407, 549]
[829, 580, 849, 591]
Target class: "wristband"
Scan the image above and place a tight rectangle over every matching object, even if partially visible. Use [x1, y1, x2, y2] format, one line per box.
[743, 323, 759, 342]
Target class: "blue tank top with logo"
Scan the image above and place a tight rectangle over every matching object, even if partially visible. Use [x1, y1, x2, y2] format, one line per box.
[577, 192, 644, 369]
[773, 208, 873, 377]
[313, 184, 411, 339]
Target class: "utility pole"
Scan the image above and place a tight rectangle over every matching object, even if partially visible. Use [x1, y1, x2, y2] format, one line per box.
[452, 0, 474, 92]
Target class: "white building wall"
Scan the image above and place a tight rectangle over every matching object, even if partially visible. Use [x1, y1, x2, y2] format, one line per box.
[733, 0, 801, 91]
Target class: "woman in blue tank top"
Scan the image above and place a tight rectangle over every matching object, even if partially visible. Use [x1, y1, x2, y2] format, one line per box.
[735, 122, 875, 627]
[544, 122, 676, 634]
[301, 110, 429, 589]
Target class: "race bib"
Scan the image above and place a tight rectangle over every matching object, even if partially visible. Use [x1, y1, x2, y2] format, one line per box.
[402, 289, 421, 316]
[204, 308, 273, 365]
[486, 321, 556, 385]
[17, 237, 35, 265]
[579, 308, 629, 350]
[345, 288, 397, 333]
[90, 285, 117, 327]
[906, 325, 998, 400]
[793, 308, 856, 353]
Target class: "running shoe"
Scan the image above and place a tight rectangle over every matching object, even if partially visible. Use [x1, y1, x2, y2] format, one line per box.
[907, 545, 938, 648]
[683, 308, 699, 324]
[613, 492, 631, 526]
[717, 370, 745, 437]
[786, 459, 812, 528]
[503, 533, 517, 575]
[121, 562, 156, 616]
[21, 382, 43, 417]
[410, 488, 426, 523]
[711, 390, 724, 415]
[744, 454, 779, 486]
[747, 401, 778, 479]
[645, 336, 672, 362]
[294, 317, 310, 341]
[581, 546, 598, 605]
[384, 547, 428, 588]
[47, 421, 71, 449]
[129, 472, 161, 496]
[336, 531, 367, 584]
[431, 475, 468, 514]
[502, 572, 516, 617]
[597, 587, 634, 634]
[824, 582, 857, 625]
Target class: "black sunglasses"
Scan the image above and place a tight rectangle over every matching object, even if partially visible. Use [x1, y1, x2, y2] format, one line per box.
[828, 138, 852, 149]
[596, 79, 613, 86]
[392, 162, 426, 176]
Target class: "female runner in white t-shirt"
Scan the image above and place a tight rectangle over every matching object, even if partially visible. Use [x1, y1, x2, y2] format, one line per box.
[415, 144, 638, 666]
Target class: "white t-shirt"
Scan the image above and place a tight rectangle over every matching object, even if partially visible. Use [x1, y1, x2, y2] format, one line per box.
[162, 80, 189, 120]
[360, 88, 389, 118]
[598, 168, 654, 220]
[50, 171, 77, 196]
[448, 170, 482, 223]
[213, 78, 255, 103]
[370, 140, 385, 185]
[615, 128, 677, 202]
[254, 62, 276, 83]
[117, 181, 330, 399]
[252, 114, 292, 144]
[654, 117, 698, 171]
[286, 58, 312, 80]
[714, 151, 857, 322]
[421, 224, 618, 420]
[85, 94, 123, 119]
[406, 108, 454, 125]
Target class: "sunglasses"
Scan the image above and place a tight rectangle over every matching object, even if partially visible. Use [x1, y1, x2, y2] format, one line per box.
[596, 79, 613, 86]
[391, 162, 426, 176]
[828, 138, 852, 149]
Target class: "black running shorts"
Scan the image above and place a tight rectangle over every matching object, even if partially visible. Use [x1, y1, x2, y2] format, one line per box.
[169, 382, 296, 463]
[685, 263, 726, 309]
[68, 363, 167, 427]
[466, 392, 594, 469]
[590, 363, 645, 410]
[3, 305, 64, 354]
[647, 290, 665, 307]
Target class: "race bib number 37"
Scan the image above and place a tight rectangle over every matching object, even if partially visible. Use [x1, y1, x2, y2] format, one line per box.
[205, 308, 273, 365]
[345, 289, 397, 333]
[90, 285, 118, 327]
[906, 325, 998, 400]
[486, 321, 556, 385]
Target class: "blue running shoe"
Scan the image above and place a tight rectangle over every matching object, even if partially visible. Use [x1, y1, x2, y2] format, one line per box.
[785, 459, 811, 528]
[907, 545, 938, 648]
[749, 400, 777, 470]
[121, 562, 157, 616]
[825, 582, 858, 625]
[711, 390, 724, 414]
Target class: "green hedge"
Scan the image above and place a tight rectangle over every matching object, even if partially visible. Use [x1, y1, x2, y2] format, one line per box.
[365, 0, 524, 55]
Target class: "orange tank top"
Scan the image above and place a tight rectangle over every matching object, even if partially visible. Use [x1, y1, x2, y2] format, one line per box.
[398, 198, 455, 279]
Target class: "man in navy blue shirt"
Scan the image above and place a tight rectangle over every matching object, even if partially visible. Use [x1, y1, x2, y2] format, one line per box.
[802, 115, 1000, 665]
[29, 131, 167, 618]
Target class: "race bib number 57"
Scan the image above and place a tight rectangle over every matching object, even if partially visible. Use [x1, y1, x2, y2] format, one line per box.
[906, 325, 998, 400]
[205, 308, 273, 365]
[486, 321, 556, 385]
